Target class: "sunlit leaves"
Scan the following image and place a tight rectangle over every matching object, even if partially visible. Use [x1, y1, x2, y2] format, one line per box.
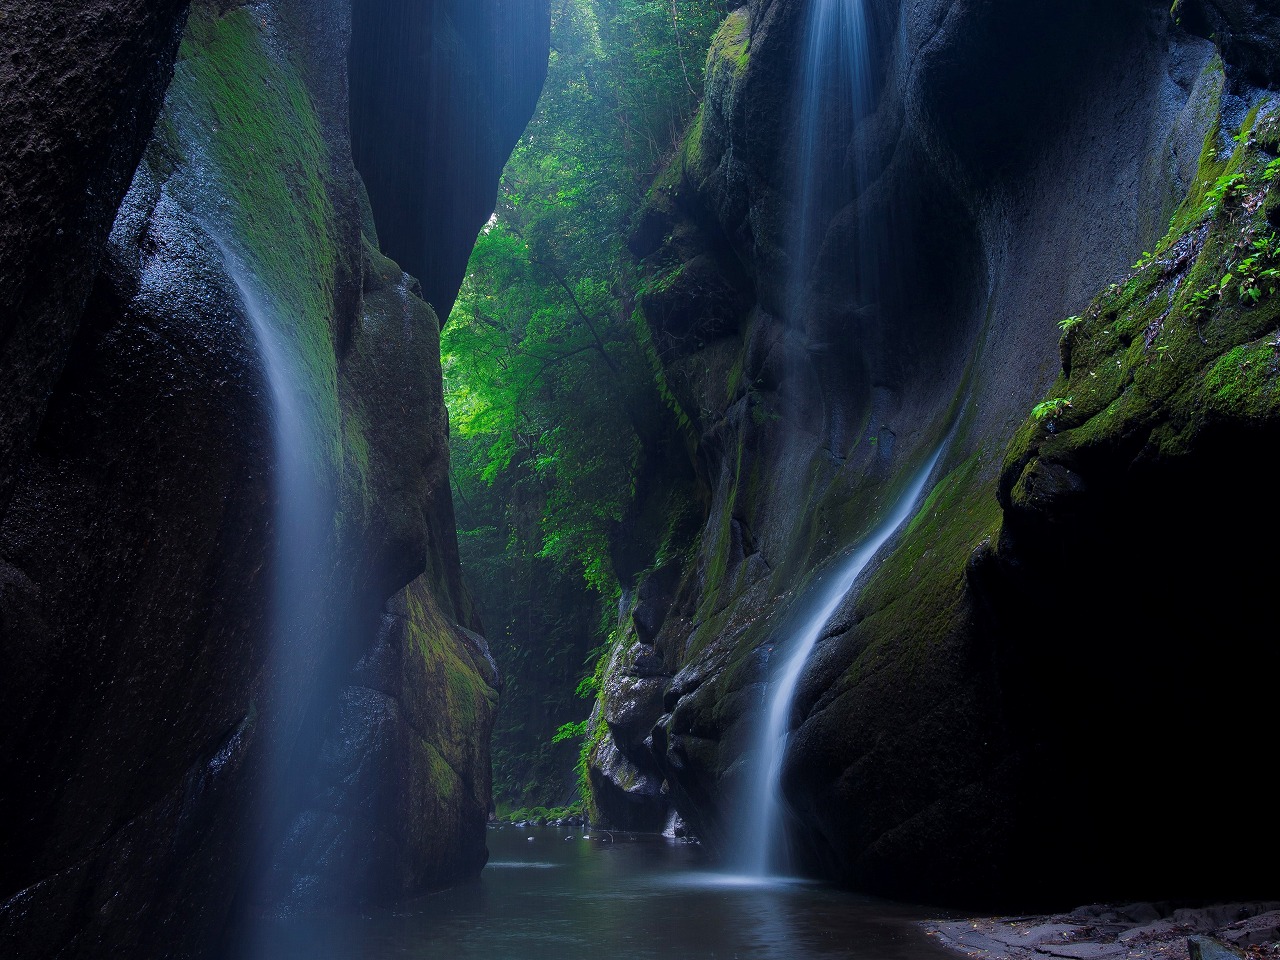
[444, 0, 726, 595]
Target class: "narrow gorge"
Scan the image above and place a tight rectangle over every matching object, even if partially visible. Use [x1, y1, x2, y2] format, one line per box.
[1, 1, 1276, 958]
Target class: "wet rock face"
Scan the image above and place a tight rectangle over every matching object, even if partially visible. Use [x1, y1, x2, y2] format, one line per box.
[0, 162, 273, 960]
[587, 634, 674, 833]
[596, 0, 1280, 907]
[0, 0, 191, 515]
[265, 579, 499, 910]
[0, 0, 547, 955]
[349, 0, 551, 319]
[1180, 0, 1280, 86]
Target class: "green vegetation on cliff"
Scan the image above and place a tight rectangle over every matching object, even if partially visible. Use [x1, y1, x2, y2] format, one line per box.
[168, 6, 343, 472]
[443, 0, 727, 812]
[1007, 96, 1280, 492]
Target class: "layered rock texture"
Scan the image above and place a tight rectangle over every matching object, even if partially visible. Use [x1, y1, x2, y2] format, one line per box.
[588, 0, 1280, 909]
[0, 0, 546, 957]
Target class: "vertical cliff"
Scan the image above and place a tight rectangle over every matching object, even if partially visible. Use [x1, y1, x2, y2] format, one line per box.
[0, 0, 190, 514]
[0, 0, 547, 956]
[590, 0, 1280, 907]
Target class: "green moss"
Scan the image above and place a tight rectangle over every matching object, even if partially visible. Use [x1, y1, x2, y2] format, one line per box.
[680, 105, 708, 178]
[1012, 92, 1280, 493]
[422, 741, 462, 803]
[339, 403, 373, 521]
[497, 802, 584, 823]
[1202, 340, 1280, 417]
[724, 346, 746, 405]
[835, 451, 1002, 690]
[168, 5, 342, 471]
[706, 9, 751, 79]
[404, 586, 497, 740]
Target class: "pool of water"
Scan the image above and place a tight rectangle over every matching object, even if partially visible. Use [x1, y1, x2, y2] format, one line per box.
[246, 825, 961, 959]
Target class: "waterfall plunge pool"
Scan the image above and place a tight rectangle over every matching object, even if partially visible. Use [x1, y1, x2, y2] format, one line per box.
[245, 825, 960, 959]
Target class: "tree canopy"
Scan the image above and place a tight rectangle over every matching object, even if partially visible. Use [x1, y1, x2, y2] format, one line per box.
[442, 0, 726, 812]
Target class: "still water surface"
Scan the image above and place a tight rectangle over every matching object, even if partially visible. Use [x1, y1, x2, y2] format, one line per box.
[250, 825, 960, 960]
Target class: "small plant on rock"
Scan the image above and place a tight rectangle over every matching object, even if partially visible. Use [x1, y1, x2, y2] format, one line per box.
[1201, 172, 1247, 218]
[1032, 397, 1073, 423]
[1231, 232, 1280, 305]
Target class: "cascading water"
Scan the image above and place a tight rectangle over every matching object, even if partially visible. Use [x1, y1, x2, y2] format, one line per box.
[220, 245, 336, 933]
[784, 0, 874, 324]
[739, 444, 946, 878]
[732, 0, 885, 880]
[223, 253, 331, 732]
[730, 0, 885, 879]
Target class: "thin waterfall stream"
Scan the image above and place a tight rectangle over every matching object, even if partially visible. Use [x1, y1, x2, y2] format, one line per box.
[732, 0, 895, 879]
[223, 253, 331, 737]
[739, 444, 946, 877]
[220, 244, 336, 938]
[785, 0, 874, 322]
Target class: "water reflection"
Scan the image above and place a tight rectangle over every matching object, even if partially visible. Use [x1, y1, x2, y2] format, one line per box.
[243, 827, 957, 960]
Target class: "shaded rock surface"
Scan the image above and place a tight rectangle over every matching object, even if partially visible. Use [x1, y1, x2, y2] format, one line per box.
[350, 0, 551, 319]
[589, 0, 1280, 908]
[0, 0, 547, 956]
[267, 577, 499, 910]
[0, 0, 191, 514]
[925, 901, 1280, 960]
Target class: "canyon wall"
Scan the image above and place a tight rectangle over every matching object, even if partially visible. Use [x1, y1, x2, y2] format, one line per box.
[0, 0, 547, 955]
[590, 0, 1280, 908]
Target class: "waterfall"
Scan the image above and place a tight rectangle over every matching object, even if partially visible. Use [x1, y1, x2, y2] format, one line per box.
[220, 246, 335, 921]
[785, 0, 874, 324]
[738, 444, 945, 877]
[224, 256, 330, 713]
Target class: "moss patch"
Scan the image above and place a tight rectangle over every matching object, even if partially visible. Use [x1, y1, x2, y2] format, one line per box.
[834, 450, 1002, 692]
[167, 4, 343, 471]
[706, 8, 751, 80]
[1007, 92, 1280, 487]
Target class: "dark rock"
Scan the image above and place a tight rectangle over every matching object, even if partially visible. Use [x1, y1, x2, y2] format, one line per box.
[1222, 913, 1280, 948]
[0, 0, 547, 954]
[0, 0, 191, 518]
[1178, 0, 1280, 87]
[1040, 945, 1128, 960]
[1188, 937, 1247, 960]
[587, 736, 670, 833]
[350, 0, 551, 319]
[262, 577, 499, 912]
[1118, 904, 1164, 925]
[593, 0, 1280, 913]
[0, 150, 274, 960]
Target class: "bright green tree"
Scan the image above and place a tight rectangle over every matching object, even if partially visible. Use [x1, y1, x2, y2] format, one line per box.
[443, 0, 725, 812]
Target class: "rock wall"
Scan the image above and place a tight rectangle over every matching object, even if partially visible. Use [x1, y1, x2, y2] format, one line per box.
[591, 0, 1280, 909]
[0, 0, 547, 956]
[350, 0, 552, 319]
[0, 0, 190, 514]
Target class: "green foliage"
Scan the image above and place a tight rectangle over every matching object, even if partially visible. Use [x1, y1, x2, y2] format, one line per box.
[445, 0, 727, 812]
[1032, 397, 1073, 422]
[498, 803, 584, 823]
[551, 719, 590, 743]
[1234, 232, 1280, 304]
[1058, 315, 1084, 332]
[1009, 95, 1280, 488]
[1202, 172, 1248, 218]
